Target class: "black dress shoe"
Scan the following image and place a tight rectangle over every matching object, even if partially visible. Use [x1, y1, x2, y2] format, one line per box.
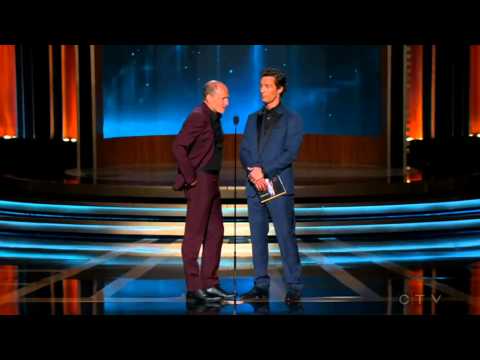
[250, 302, 270, 314]
[287, 302, 304, 314]
[240, 287, 269, 302]
[186, 289, 222, 303]
[205, 286, 235, 300]
[186, 301, 222, 314]
[285, 291, 301, 304]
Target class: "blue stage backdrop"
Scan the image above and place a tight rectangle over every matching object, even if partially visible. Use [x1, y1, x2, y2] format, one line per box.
[102, 45, 383, 138]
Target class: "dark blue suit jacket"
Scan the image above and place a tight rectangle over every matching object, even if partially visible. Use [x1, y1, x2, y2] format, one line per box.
[240, 104, 304, 198]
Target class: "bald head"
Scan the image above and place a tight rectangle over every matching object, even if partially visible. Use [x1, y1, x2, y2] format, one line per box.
[203, 80, 230, 114]
[203, 80, 227, 99]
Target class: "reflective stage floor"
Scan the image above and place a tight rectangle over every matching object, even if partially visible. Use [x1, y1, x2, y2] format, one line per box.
[2, 162, 480, 317]
[2, 232, 480, 316]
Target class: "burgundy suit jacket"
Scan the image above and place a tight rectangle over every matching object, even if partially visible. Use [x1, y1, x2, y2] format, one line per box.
[172, 103, 215, 190]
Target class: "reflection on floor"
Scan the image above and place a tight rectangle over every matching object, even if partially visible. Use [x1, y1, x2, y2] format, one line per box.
[1, 232, 480, 315]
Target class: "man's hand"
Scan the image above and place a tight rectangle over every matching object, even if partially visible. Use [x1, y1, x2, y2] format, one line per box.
[188, 179, 198, 188]
[254, 178, 268, 192]
[248, 167, 264, 182]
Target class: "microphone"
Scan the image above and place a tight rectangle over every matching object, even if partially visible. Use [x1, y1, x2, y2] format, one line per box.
[233, 115, 239, 126]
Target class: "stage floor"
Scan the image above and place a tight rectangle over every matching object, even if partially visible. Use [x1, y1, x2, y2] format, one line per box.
[1, 163, 480, 315]
[1, 232, 479, 315]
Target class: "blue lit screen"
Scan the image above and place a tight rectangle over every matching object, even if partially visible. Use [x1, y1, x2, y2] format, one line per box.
[102, 45, 383, 138]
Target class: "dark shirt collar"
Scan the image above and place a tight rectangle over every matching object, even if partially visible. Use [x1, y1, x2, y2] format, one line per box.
[211, 110, 221, 122]
[261, 102, 283, 116]
[202, 102, 221, 121]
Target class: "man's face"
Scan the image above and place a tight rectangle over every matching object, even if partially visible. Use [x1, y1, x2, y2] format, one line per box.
[206, 85, 230, 114]
[260, 76, 283, 105]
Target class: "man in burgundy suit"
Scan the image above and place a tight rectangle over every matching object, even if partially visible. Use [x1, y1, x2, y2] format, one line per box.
[172, 80, 235, 304]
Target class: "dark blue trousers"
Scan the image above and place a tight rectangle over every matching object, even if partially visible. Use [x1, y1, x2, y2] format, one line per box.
[247, 194, 303, 292]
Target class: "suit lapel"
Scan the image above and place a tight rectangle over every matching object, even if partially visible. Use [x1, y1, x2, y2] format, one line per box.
[255, 111, 262, 156]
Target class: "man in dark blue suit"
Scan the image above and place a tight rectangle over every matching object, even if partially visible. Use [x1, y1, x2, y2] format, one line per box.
[239, 68, 304, 304]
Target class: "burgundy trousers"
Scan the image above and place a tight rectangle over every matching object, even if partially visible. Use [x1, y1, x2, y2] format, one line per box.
[182, 171, 224, 291]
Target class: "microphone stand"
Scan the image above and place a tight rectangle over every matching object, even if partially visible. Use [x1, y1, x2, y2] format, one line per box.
[233, 115, 239, 310]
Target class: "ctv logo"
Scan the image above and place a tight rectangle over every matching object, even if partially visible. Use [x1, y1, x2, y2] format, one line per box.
[399, 294, 442, 305]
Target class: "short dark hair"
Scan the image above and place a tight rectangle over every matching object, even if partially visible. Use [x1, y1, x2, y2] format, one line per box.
[261, 67, 287, 96]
